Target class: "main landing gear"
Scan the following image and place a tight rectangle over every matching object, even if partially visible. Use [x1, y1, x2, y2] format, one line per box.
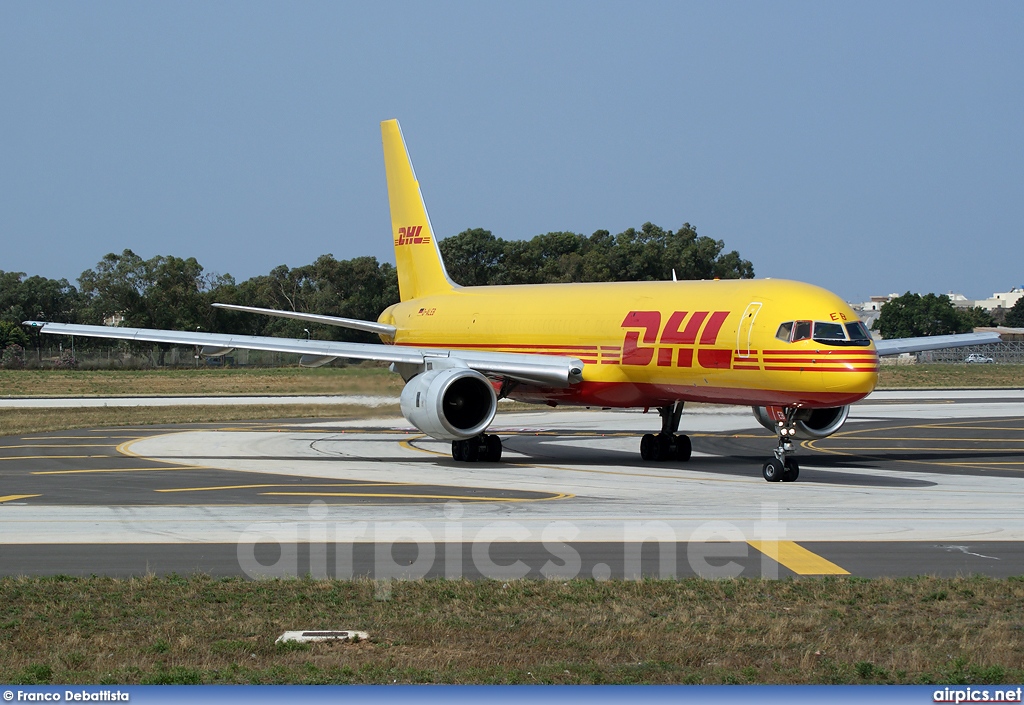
[762, 407, 799, 482]
[639, 402, 692, 462]
[451, 434, 502, 462]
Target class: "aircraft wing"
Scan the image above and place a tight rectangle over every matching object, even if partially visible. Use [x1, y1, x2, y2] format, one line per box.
[874, 331, 1002, 357]
[22, 321, 583, 388]
[210, 303, 397, 337]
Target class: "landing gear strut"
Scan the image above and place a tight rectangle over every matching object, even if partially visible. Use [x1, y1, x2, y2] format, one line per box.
[452, 434, 502, 463]
[762, 407, 799, 482]
[639, 402, 692, 462]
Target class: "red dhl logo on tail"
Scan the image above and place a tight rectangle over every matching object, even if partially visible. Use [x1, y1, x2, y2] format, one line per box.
[395, 225, 429, 246]
[621, 310, 732, 369]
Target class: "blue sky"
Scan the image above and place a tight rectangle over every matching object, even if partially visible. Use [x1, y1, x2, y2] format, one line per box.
[2, 2, 1021, 303]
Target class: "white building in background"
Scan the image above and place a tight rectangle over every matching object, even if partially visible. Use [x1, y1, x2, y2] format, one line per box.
[850, 288, 1024, 315]
[848, 287, 1023, 335]
[945, 287, 1024, 311]
[850, 294, 899, 312]
[848, 295, 897, 335]
[977, 287, 1024, 311]
[947, 292, 975, 307]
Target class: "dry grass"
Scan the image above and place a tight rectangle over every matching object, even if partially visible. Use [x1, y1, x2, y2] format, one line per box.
[2, 364, 1021, 400]
[0, 405, 400, 437]
[877, 364, 1024, 389]
[1, 363, 1021, 436]
[0, 366, 404, 398]
[0, 576, 1021, 685]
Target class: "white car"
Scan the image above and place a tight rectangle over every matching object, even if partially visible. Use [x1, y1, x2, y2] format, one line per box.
[964, 353, 994, 363]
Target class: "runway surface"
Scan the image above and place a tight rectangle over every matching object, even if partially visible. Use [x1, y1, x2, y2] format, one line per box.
[2, 389, 1023, 579]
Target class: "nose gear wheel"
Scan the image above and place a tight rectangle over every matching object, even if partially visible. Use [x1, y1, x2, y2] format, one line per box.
[764, 406, 801, 482]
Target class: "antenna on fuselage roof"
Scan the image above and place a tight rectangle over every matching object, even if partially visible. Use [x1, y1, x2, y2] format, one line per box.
[672, 269, 677, 282]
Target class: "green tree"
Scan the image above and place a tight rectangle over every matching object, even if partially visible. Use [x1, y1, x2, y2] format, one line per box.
[956, 306, 995, 330]
[1005, 297, 1024, 328]
[438, 229, 506, 286]
[78, 250, 220, 363]
[78, 251, 213, 331]
[0, 320, 29, 348]
[437, 222, 753, 287]
[292, 255, 399, 342]
[17, 218, 753, 358]
[0, 320, 29, 369]
[217, 255, 399, 342]
[0, 270, 82, 324]
[873, 292, 972, 339]
[140, 255, 209, 331]
[77, 250, 148, 325]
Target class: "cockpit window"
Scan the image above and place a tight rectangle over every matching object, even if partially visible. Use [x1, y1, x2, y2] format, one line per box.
[813, 322, 846, 341]
[774, 319, 873, 346]
[846, 321, 872, 343]
[792, 320, 812, 342]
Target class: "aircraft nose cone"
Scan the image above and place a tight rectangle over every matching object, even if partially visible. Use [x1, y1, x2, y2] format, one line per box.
[823, 360, 878, 399]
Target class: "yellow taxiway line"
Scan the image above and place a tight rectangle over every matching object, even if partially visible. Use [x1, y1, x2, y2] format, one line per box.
[153, 482, 571, 503]
[32, 467, 212, 475]
[748, 540, 849, 575]
[0, 494, 41, 503]
[156, 482, 412, 493]
[261, 491, 573, 502]
[20, 436, 141, 440]
[0, 444, 114, 449]
[0, 455, 110, 461]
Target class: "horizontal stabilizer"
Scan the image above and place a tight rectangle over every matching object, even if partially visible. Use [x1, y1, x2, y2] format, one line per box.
[875, 332, 1002, 357]
[211, 303, 397, 337]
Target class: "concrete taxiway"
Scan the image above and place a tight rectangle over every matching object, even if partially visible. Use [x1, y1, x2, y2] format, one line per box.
[1, 390, 1023, 579]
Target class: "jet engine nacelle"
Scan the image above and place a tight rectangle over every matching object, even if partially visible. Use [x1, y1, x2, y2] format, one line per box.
[400, 368, 498, 441]
[752, 405, 850, 440]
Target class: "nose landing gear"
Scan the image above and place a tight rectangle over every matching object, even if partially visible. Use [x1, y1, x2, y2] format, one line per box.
[639, 402, 692, 462]
[763, 407, 799, 482]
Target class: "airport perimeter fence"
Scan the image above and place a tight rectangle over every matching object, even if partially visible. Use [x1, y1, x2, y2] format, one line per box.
[917, 340, 1024, 364]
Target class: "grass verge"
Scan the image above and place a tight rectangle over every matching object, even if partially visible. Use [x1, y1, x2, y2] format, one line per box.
[0, 405, 400, 437]
[0, 575, 1021, 685]
[0, 366, 405, 398]
[876, 364, 1024, 389]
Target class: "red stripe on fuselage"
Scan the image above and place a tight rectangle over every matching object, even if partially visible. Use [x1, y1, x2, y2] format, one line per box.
[508, 381, 869, 409]
[402, 342, 600, 351]
[762, 357, 880, 364]
[762, 349, 877, 356]
[764, 366, 879, 372]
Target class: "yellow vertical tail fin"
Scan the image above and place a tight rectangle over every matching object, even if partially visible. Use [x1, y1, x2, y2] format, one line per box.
[381, 119, 456, 301]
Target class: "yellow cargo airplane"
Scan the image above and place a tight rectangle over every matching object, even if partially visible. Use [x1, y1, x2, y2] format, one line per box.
[26, 120, 1000, 482]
